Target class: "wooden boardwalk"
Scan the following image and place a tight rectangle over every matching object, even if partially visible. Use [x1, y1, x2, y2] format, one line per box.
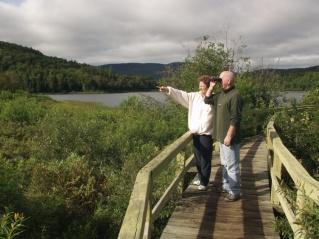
[160, 136, 279, 239]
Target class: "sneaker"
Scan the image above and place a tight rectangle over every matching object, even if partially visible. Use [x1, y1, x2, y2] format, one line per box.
[224, 193, 240, 202]
[198, 185, 207, 191]
[192, 179, 201, 186]
[213, 186, 228, 193]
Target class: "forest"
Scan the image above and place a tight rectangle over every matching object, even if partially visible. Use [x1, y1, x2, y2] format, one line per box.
[0, 41, 157, 93]
[1, 40, 319, 94]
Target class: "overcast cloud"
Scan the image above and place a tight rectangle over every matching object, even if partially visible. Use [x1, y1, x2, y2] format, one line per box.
[1, 0, 318, 69]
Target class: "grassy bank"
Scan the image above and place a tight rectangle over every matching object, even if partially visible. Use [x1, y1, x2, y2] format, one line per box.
[0, 91, 187, 239]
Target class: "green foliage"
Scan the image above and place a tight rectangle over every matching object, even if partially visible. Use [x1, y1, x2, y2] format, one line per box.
[300, 87, 319, 105]
[159, 35, 280, 111]
[100, 62, 183, 80]
[1, 41, 318, 94]
[0, 206, 27, 239]
[118, 95, 187, 148]
[0, 94, 45, 124]
[272, 89, 319, 237]
[0, 120, 35, 160]
[272, 185, 319, 239]
[0, 158, 24, 208]
[0, 91, 45, 160]
[295, 202, 319, 239]
[14, 154, 108, 238]
[273, 102, 319, 176]
[159, 35, 250, 92]
[272, 212, 294, 239]
[236, 72, 282, 109]
[31, 107, 112, 163]
[0, 41, 157, 93]
[0, 91, 187, 238]
[275, 68, 319, 91]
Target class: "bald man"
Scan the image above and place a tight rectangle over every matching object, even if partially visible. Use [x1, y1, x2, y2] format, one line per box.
[204, 71, 243, 202]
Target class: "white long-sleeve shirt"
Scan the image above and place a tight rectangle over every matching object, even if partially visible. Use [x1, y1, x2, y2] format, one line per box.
[167, 87, 214, 135]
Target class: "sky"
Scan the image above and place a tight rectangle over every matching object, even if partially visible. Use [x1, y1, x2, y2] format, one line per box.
[1, 0, 319, 69]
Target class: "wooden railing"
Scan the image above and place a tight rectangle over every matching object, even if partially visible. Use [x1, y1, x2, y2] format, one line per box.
[117, 107, 271, 239]
[266, 111, 319, 238]
[118, 105, 318, 239]
[117, 131, 194, 239]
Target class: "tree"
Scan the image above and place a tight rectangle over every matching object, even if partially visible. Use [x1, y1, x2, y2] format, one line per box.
[159, 29, 280, 109]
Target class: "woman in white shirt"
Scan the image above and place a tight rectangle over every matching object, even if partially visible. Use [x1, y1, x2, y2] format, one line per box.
[157, 75, 214, 191]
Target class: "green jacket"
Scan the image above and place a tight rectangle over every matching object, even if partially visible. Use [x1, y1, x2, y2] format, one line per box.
[204, 86, 243, 144]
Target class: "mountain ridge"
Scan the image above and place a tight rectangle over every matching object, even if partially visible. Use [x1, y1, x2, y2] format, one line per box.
[100, 62, 319, 79]
[2, 40, 319, 81]
[99, 62, 184, 80]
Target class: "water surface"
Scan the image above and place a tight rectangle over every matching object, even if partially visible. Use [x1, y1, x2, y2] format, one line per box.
[48, 91, 306, 107]
[48, 92, 167, 107]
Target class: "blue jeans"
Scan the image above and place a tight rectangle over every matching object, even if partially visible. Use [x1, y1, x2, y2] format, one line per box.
[219, 142, 240, 195]
[193, 134, 212, 186]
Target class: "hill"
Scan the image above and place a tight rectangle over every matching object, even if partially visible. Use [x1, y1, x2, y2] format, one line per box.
[270, 65, 319, 74]
[1, 40, 319, 92]
[101, 63, 319, 81]
[0, 41, 158, 93]
[99, 62, 184, 80]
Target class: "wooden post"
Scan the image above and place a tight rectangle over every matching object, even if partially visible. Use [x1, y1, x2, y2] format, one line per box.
[271, 151, 282, 205]
[213, 141, 219, 152]
[143, 197, 152, 239]
[295, 187, 307, 239]
[295, 185, 314, 239]
[176, 150, 186, 197]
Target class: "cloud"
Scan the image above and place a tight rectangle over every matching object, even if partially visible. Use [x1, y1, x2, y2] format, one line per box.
[1, 0, 319, 68]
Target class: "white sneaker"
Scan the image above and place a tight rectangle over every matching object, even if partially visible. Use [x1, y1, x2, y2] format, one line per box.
[198, 185, 207, 191]
[224, 193, 240, 202]
[192, 179, 200, 186]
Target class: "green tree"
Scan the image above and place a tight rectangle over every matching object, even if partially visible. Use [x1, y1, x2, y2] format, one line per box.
[159, 34, 249, 92]
[158, 32, 279, 109]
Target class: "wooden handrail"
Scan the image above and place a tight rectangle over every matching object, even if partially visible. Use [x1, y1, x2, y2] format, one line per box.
[117, 108, 271, 239]
[267, 120, 319, 239]
[118, 104, 318, 239]
[118, 132, 193, 239]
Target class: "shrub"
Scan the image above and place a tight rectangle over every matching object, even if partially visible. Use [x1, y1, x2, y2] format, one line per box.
[16, 154, 108, 238]
[272, 89, 319, 238]
[0, 94, 190, 238]
[31, 107, 115, 163]
[0, 158, 24, 208]
[0, 91, 45, 124]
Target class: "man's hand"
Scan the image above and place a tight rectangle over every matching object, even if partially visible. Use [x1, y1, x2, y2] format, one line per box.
[206, 81, 215, 97]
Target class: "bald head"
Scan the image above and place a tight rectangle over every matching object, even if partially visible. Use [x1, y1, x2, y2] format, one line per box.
[219, 71, 235, 89]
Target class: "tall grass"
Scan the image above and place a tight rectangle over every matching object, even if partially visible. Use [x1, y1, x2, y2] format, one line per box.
[0, 91, 187, 238]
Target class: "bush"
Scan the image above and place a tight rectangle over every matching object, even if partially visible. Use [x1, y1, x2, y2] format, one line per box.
[273, 103, 319, 177]
[0, 91, 45, 124]
[31, 106, 116, 163]
[272, 89, 319, 238]
[0, 158, 25, 208]
[0, 93, 188, 238]
[16, 154, 108, 238]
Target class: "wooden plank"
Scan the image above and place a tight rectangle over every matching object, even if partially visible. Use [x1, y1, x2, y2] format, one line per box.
[160, 136, 279, 239]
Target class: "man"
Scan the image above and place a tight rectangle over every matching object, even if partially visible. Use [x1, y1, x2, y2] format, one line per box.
[204, 71, 243, 202]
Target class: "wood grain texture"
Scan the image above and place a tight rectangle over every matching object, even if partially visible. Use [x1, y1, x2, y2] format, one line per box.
[160, 136, 279, 239]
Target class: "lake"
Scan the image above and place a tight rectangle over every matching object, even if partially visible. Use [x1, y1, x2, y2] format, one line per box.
[48, 92, 168, 107]
[48, 91, 306, 107]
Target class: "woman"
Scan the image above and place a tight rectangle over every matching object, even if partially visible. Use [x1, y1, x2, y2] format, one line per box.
[157, 75, 214, 191]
